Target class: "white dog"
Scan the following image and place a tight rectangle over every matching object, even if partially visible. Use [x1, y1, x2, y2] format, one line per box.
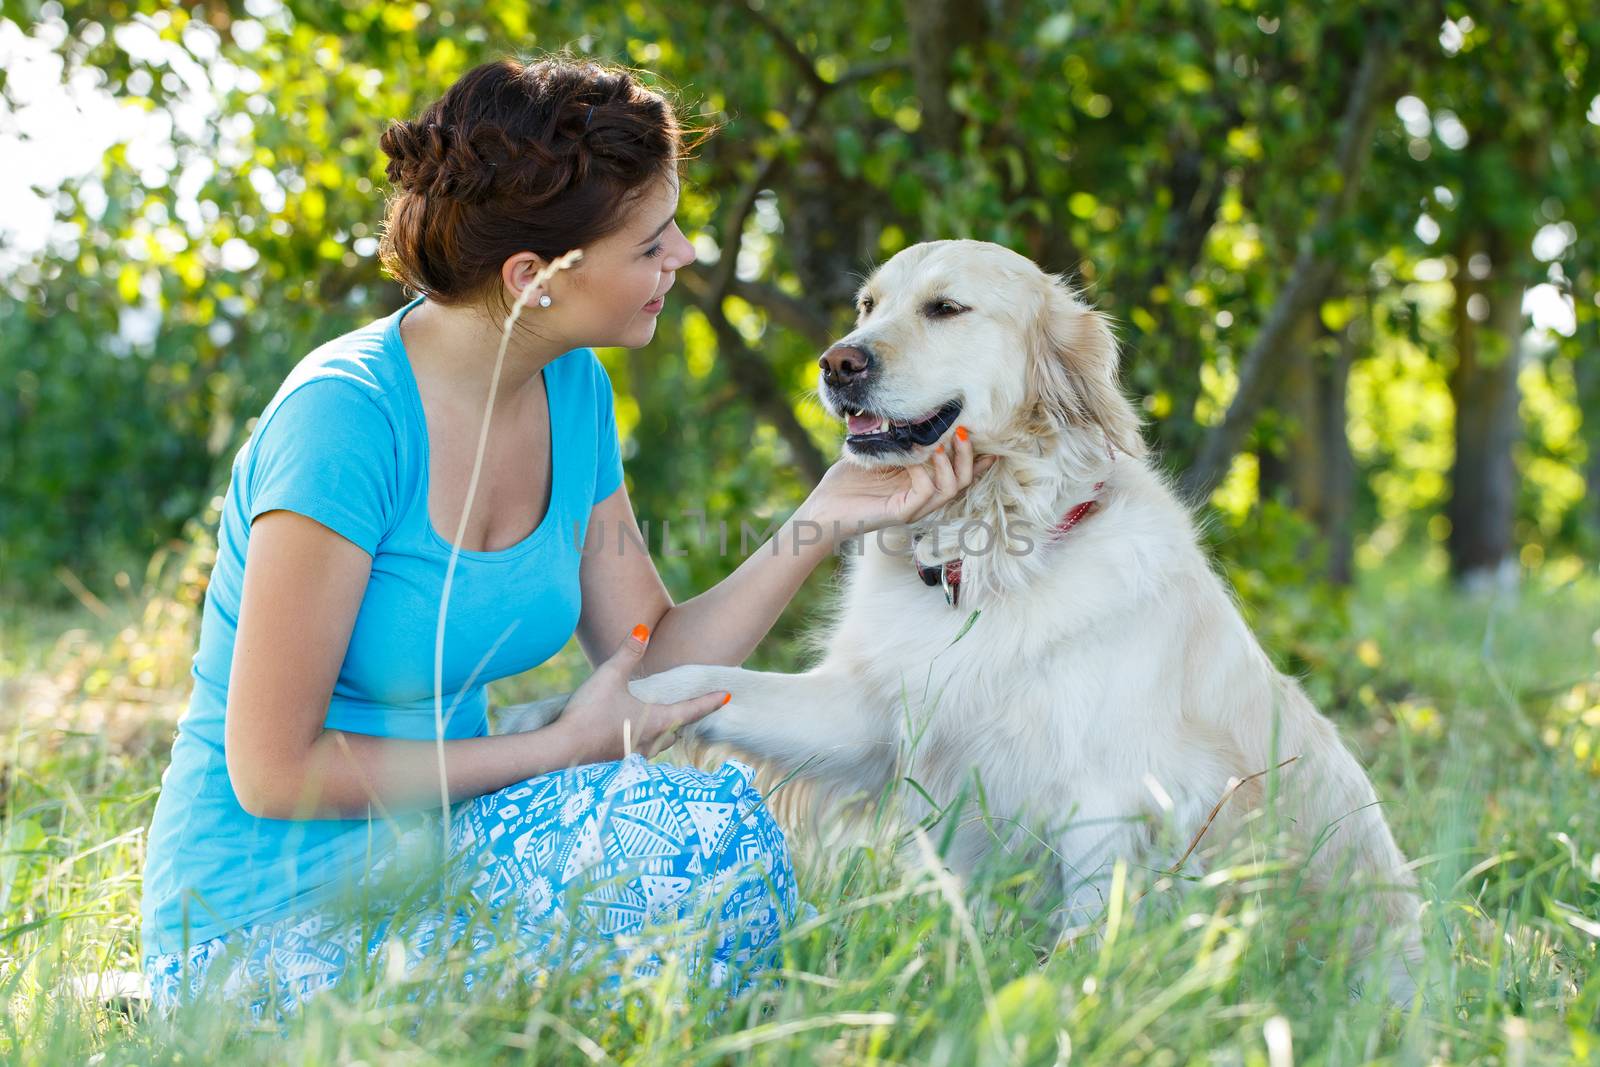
[503, 239, 1423, 998]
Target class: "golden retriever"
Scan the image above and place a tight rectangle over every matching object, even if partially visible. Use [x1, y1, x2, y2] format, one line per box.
[504, 239, 1423, 1000]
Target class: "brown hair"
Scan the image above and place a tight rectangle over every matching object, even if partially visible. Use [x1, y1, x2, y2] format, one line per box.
[377, 54, 708, 304]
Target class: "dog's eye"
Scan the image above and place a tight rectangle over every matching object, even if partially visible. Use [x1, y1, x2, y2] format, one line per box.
[924, 299, 967, 318]
[859, 296, 875, 315]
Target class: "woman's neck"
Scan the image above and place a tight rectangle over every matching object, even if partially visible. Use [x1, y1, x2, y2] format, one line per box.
[399, 297, 571, 413]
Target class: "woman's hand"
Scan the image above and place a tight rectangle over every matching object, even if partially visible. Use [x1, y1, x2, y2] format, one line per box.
[800, 424, 996, 539]
[549, 624, 730, 761]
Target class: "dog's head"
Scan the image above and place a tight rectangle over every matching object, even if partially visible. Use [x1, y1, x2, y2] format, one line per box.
[817, 239, 1144, 470]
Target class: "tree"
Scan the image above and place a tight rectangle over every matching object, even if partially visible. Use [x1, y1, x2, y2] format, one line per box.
[2, 0, 1592, 608]
[1395, 3, 1598, 586]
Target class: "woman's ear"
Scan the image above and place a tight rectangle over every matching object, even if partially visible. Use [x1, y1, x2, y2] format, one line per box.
[1023, 274, 1147, 460]
[501, 251, 550, 304]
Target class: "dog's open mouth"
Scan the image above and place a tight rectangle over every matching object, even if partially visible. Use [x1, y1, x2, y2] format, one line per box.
[842, 399, 963, 453]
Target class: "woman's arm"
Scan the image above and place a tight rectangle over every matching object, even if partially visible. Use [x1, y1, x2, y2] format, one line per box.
[572, 481, 830, 675]
[226, 509, 719, 820]
[574, 431, 989, 674]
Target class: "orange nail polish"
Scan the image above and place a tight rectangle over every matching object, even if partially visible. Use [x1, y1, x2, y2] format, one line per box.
[956, 425, 969, 442]
[631, 623, 650, 642]
[935, 444, 944, 454]
[721, 692, 732, 706]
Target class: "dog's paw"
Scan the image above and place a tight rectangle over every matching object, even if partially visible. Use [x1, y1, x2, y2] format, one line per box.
[627, 664, 738, 707]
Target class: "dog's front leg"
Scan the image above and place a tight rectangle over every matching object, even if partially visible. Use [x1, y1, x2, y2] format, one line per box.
[629, 664, 896, 790]
[1046, 797, 1157, 936]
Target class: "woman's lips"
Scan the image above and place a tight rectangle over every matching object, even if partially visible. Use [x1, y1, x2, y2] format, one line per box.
[643, 281, 673, 314]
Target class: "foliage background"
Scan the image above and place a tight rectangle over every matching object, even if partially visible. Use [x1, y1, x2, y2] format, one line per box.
[1, 0, 1595, 617]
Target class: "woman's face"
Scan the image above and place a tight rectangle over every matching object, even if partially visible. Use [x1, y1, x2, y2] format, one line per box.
[543, 171, 696, 350]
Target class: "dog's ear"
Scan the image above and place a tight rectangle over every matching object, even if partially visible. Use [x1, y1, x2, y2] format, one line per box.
[1024, 274, 1146, 459]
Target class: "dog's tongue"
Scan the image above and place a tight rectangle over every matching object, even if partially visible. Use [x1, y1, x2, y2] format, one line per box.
[846, 412, 885, 435]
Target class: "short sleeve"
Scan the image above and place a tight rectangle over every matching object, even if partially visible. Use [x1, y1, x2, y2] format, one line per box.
[244, 378, 398, 555]
[590, 351, 625, 504]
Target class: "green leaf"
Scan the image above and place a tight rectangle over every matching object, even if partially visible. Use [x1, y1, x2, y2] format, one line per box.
[945, 609, 981, 650]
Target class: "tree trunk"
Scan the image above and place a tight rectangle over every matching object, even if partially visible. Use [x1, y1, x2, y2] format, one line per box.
[1259, 309, 1356, 584]
[1180, 26, 1396, 502]
[1283, 313, 1323, 511]
[1256, 433, 1289, 507]
[1446, 232, 1524, 589]
[1256, 313, 1318, 506]
[903, 0, 988, 155]
[1575, 296, 1600, 539]
[1311, 317, 1357, 584]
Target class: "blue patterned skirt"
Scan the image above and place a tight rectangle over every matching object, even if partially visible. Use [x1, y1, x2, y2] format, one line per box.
[143, 754, 802, 1021]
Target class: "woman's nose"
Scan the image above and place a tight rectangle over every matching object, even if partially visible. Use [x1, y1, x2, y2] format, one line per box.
[671, 230, 697, 269]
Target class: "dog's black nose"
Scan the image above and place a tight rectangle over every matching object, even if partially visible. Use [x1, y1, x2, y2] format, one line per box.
[819, 344, 873, 386]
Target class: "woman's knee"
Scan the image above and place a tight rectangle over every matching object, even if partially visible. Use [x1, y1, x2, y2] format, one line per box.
[448, 755, 795, 922]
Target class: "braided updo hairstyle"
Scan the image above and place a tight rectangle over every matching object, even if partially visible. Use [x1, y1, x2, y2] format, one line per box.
[377, 54, 707, 305]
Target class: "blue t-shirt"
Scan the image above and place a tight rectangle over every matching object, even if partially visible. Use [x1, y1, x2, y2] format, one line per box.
[140, 296, 625, 956]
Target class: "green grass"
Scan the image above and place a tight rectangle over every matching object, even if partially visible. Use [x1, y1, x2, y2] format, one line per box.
[2, 553, 1598, 1065]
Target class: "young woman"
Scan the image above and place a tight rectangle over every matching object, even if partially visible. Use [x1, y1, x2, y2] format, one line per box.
[140, 54, 990, 1019]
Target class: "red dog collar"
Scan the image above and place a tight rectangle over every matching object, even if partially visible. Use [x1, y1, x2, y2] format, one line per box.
[915, 482, 1106, 607]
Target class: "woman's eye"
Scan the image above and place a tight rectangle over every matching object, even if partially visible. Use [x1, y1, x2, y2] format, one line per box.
[644, 243, 665, 259]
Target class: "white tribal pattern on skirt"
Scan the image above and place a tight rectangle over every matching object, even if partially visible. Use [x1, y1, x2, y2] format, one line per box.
[143, 753, 803, 1022]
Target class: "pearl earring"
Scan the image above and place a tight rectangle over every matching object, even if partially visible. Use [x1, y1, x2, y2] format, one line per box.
[537, 293, 552, 308]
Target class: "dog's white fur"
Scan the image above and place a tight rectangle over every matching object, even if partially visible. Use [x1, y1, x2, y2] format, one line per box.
[502, 239, 1423, 998]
